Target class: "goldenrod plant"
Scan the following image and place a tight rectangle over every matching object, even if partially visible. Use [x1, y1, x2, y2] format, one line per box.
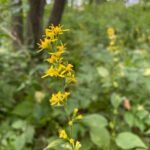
[38, 25, 82, 150]
[107, 27, 118, 52]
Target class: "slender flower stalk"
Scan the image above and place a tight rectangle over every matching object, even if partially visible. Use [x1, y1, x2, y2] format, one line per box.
[107, 27, 118, 52]
[39, 24, 82, 150]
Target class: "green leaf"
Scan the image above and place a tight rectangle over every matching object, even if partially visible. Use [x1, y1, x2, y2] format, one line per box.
[12, 120, 26, 130]
[80, 137, 93, 150]
[136, 110, 148, 119]
[13, 134, 26, 150]
[124, 112, 135, 127]
[25, 125, 35, 143]
[145, 128, 150, 135]
[12, 100, 34, 117]
[82, 114, 108, 128]
[116, 132, 147, 149]
[90, 127, 110, 149]
[97, 67, 109, 77]
[110, 93, 122, 108]
[44, 139, 64, 150]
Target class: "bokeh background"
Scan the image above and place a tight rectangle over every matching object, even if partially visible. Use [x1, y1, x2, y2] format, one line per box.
[0, 0, 150, 150]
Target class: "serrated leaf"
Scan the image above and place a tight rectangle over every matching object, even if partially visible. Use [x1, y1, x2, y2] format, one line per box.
[116, 132, 147, 149]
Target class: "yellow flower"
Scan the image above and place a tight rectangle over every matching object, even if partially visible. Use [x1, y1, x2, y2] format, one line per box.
[45, 28, 55, 39]
[69, 138, 75, 145]
[65, 64, 73, 72]
[107, 27, 115, 37]
[39, 37, 58, 50]
[46, 52, 63, 64]
[55, 49, 65, 56]
[75, 141, 82, 150]
[73, 108, 78, 115]
[60, 64, 74, 76]
[50, 24, 69, 35]
[68, 120, 73, 126]
[46, 55, 59, 64]
[66, 72, 77, 83]
[57, 43, 66, 53]
[50, 91, 70, 106]
[59, 129, 68, 139]
[144, 68, 150, 76]
[58, 63, 66, 70]
[42, 64, 73, 78]
[110, 40, 116, 46]
[57, 64, 66, 77]
[38, 38, 50, 50]
[64, 91, 70, 98]
[69, 139, 82, 150]
[42, 66, 59, 78]
[76, 115, 83, 120]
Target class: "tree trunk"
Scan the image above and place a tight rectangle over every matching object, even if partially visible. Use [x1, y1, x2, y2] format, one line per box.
[89, 0, 103, 5]
[48, 0, 66, 26]
[28, 0, 46, 48]
[11, 0, 23, 47]
[71, 0, 74, 7]
[95, 0, 100, 4]
[89, 0, 94, 5]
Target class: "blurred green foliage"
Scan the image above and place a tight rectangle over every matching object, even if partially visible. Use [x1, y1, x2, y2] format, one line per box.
[0, 1, 150, 150]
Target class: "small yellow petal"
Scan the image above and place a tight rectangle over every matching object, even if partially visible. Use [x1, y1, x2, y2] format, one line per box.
[76, 115, 83, 120]
[69, 138, 75, 145]
[59, 129, 68, 139]
[68, 121, 73, 126]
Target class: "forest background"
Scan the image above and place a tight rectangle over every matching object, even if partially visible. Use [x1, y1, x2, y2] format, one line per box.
[0, 0, 150, 150]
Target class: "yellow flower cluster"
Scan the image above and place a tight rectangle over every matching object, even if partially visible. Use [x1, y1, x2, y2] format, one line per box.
[59, 129, 81, 150]
[107, 27, 117, 52]
[39, 25, 82, 150]
[39, 25, 76, 84]
[50, 91, 70, 106]
[38, 25, 69, 51]
[42, 63, 76, 83]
